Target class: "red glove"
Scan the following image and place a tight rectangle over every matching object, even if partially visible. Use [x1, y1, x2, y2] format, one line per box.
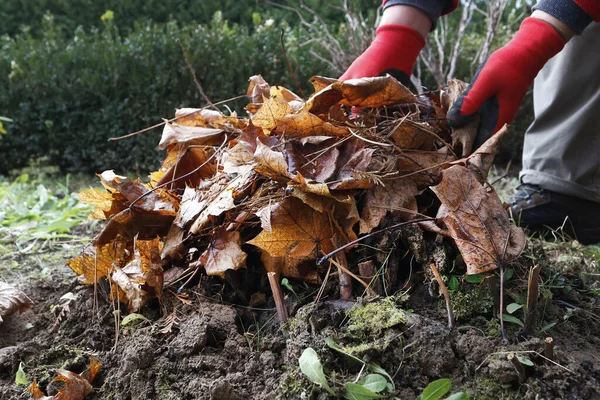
[340, 24, 425, 86]
[447, 17, 566, 147]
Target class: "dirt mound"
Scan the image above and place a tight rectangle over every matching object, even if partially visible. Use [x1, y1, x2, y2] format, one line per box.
[2, 258, 599, 400]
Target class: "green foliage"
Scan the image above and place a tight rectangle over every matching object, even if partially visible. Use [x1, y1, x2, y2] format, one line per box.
[0, 0, 380, 38]
[0, 173, 91, 253]
[298, 344, 394, 399]
[417, 378, 470, 400]
[0, 15, 332, 174]
[298, 348, 336, 396]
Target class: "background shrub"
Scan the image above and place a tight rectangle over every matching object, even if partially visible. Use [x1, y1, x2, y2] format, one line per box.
[0, 13, 333, 174]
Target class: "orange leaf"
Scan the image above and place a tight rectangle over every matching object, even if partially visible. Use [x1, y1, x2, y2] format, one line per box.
[248, 197, 335, 259]
[431, 165, 526, 274]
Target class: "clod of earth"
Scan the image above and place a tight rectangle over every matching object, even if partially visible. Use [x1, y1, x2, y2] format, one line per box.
[68, 75, 525, 321]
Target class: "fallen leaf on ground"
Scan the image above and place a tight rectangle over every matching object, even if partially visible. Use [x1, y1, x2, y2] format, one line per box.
[29, 356, 100, 400]
[0, 282, 33, 323]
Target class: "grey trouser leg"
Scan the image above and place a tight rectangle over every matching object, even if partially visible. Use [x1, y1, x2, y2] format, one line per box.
[520, 22, 600, 203]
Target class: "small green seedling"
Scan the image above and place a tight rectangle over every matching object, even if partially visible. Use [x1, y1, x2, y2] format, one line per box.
[417, 378, 470, 400]
[15, 362, 28, 385]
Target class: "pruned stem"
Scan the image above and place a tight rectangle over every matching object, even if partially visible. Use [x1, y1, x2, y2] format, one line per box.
[507, 353, 526, 383]
[267, 272, 289, 325]
[523, 264, 541, 336]
[335, 248, 353, 301]
[544, 337, 554, 362]
[430, 263, 455, 330]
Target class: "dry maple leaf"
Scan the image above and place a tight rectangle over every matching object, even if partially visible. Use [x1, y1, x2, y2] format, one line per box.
[29, 356, 100, 400]
[111, 237, 164, 311]
[252, 138, 293, 182]
[200, 228, 247, 278]
[307, 75, 416, 111]
[431, 165, 526, 274]
[248, 197, 335, 259]
[359, 179, 419, 234]
[0, 282, 33, 323]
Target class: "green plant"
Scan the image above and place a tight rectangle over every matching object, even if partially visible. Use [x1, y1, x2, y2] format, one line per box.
[298, 343, 395, 399]
[0, 14, 333, 174]
[416, 379, 470, 400]
[0, 174, 92, 255]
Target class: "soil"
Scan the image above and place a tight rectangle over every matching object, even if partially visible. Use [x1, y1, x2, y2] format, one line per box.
[1, 233, 600, 400]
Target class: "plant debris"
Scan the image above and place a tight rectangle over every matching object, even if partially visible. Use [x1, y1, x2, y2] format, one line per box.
[0, 281, 33, 323]
[29, 356, 100, 400]
[68, 75, 525, 318]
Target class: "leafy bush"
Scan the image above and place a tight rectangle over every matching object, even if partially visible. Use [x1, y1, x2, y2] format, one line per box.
[0, 0, 380, 38]
[0, 13, 333, 174]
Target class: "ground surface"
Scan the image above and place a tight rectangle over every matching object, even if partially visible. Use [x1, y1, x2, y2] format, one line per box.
[1, 186, 600, 400]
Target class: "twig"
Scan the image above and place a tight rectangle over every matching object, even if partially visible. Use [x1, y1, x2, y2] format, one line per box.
[328, 257, 377, 296]
[317, 217, 433, 265]
[523, 264, 541, 336]
[314, 261, 332, 304]
[279, 29, 305, 98]
[176, 38, 219, 111]
[499, 264, 508, 343]
[267, 272, 289, 325]
[430, 263, 455, 330]
[107, 95, 247, 142]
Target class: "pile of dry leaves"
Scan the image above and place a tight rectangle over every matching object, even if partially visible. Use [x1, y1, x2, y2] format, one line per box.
[67, 75, 526, 322]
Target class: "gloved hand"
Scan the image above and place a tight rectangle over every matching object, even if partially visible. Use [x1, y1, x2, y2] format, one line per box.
[447, 17, 566, 148]
[340, 24, 425, 86]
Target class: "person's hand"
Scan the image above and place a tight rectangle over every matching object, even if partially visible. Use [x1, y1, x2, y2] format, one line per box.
[340, 5, 431, 86]
[340, 24, 425, 86]
[447, 17, 567, 148]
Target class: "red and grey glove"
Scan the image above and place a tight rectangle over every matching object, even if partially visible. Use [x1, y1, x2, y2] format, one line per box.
[340, 24, 425, 86]
[447, 17, 567, 148]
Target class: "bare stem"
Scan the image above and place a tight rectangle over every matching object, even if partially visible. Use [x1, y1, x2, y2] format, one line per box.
[544, 337, 554, 362]
[267, 272, 289, 325]
[430, 263, 455, 330]
[523, 264, 541, 336]
[507, 352, 527, 383]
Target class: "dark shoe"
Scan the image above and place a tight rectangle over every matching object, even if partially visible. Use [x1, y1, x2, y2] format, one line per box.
[508, 184, 600, 245]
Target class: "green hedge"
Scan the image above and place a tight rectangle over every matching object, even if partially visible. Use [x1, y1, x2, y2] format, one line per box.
[0, 14, 333, 174]
[0, 0, 380, 38]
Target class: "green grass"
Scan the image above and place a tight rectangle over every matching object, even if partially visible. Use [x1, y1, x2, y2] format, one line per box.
[0, 171, 96, 258]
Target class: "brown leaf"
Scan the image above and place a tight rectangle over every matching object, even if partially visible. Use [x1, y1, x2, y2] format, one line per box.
[247, 75, 271, 104]
[111, 237, 164, 311]
[390, 120, 439, 151]
[248, 197, 335, 259]
[252, 138, 292, 182]
[200, 229, 247, 278]
[308, 76, 416, 110]
[158, 123, 224, 150]
[251, 96, 293, 135]
[461, 124, 509, 183]
[29, 357, 100, 400]
[0, 282, 33, 323]
[156, 147, 216, 190]
[359, 179, 419, 234]
[67, 240, 130, 284]
[431, 165, 526, 274]
[329, 148, 376, 190]
[188, 165, 255, 234]
[275, 109, 348, 138]
[174, 108, 246, 131]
